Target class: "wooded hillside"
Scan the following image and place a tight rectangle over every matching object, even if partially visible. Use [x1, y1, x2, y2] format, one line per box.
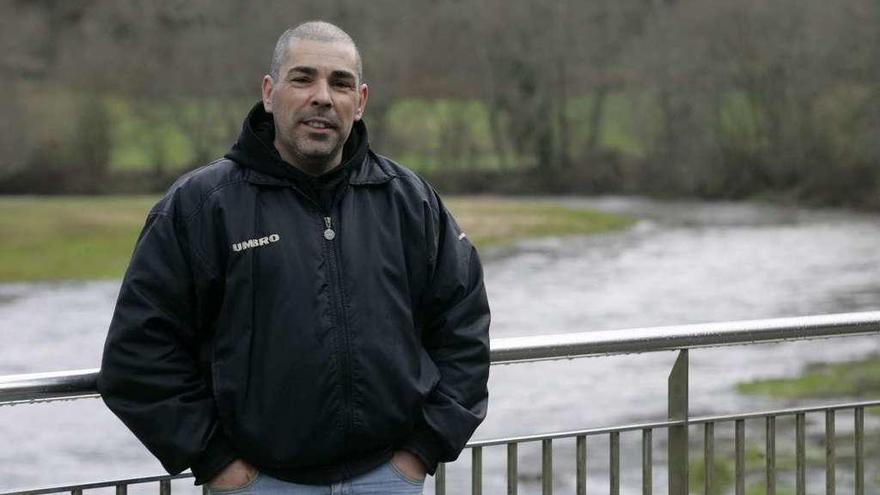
[2, 0, 878, 206]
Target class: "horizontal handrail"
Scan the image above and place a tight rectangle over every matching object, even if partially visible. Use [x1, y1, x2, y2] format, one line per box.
[492, 310, 880, 363]
[0, 473, 193, 495]
[468, 398, 880, 447]
[0, 368, 100, 404]
[2, 310, 880, 404]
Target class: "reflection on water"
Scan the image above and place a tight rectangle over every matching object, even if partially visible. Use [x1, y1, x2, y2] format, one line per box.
[1, 197, 879, 493]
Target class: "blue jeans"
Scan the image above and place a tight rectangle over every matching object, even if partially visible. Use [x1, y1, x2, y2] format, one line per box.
[207, 460, 425, 495]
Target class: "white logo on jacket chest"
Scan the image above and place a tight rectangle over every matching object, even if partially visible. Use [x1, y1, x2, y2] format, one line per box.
[232, 233, 281, 252]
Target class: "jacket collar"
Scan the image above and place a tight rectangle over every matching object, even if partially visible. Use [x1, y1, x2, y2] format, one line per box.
[243, 153, 395, 187]
[227, 102, 395, 187]
[349, 150, 396, 185]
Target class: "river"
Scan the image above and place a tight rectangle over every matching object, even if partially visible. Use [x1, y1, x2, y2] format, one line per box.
[1, 196, 878, 493]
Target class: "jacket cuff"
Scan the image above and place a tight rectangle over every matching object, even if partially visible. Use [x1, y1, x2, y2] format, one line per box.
[190, 428, 238, 485]
[400, 424, 444, 475]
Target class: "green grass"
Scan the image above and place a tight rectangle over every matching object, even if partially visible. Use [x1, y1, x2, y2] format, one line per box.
[737, 356, 880, 400]
[746, 484, 796, 495]
[689, 457, 734, 495]
[448, 197, 635, 248]
[0, 196, 158, 281]
[687, 437, 852, 495]
[386, 98, 501, 170]
[106, 97, 252, 171]
[108, 97, 196, 171]
[0, 195, 633, 282]
[563, 93, 647, 157]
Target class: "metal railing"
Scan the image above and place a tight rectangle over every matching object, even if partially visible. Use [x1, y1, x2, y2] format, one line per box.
[2, 311, 879, 495]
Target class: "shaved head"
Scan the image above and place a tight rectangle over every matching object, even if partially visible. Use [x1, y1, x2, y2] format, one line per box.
[270, 21, 363, 83]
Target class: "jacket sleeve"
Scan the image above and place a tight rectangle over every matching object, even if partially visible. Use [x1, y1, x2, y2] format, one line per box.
[97, 202, 236, 484]
[401, 194, 491, 474]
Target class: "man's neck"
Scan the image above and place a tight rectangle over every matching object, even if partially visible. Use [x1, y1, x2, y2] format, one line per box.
[275, 142, 342, 177]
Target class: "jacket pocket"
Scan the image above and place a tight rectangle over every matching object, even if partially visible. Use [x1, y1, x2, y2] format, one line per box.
[387, 460, 426, 485]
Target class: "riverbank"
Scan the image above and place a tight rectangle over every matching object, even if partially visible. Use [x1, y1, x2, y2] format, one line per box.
[0, 195, 634, 282]
[738, 354, 880, 410]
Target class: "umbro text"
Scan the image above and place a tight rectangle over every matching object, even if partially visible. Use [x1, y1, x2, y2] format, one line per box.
[232, 233, 281, 252]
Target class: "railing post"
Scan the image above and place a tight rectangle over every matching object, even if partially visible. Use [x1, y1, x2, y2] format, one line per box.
[855, 407, 864, 495]
[668, 349, 688, 495]
[542, 439, 553, 495]
[735, 419, 745, 495]
[472, 446, 483, 495]
[766, 416, 776, 495]
[826, 409, 836, 495]
[435, 463, 446, 495]
[796, 413, 805, 495]
[609, 432, 620, 495]
[704, 422, 714, 495]
[642, 429, 652, 495]
[577, 435, 587, 495]
[508, 442, 518, 495]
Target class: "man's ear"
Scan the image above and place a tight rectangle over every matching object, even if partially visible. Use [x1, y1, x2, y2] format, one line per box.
[355, 83, 369, 121]
[261, 75, 275, 113]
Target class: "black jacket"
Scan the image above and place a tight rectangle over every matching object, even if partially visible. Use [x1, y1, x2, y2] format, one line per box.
[97, 103, 491, 485]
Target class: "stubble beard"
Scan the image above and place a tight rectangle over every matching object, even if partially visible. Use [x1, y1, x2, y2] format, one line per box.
[278, 125, 347, 174]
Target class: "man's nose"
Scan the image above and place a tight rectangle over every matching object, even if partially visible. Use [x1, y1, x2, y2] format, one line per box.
[310, 80, 332, 107]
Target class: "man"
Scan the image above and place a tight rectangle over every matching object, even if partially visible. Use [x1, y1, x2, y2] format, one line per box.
[98, 21, 490, 494]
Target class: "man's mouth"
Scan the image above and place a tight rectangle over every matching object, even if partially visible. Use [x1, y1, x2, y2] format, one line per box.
[301, 118, 336, 130]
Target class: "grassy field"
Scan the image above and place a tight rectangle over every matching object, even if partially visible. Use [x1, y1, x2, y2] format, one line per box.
[0, 195, 633, 282]
[0, 196, 159, 282]
[737, 356, 880, 406]
[449, 197, 634, 248]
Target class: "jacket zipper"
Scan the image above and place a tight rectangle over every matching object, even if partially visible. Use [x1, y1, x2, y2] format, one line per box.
[321, 212, 355, 442]
[323, 216, 336, 240]
[280, 184, 356, 441]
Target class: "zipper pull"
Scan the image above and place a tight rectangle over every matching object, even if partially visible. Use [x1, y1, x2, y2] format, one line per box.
[323, 216, 336, 241]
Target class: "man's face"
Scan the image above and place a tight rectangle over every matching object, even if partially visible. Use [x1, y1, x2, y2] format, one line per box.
[261, 39, 368, 172]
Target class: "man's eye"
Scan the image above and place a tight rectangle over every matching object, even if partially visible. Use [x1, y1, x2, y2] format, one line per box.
[333, 81, 354, 89]
[290, 77, 309, 83]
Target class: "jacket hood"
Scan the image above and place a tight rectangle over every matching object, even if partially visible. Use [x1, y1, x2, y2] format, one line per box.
[225, 101, 371, 186]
